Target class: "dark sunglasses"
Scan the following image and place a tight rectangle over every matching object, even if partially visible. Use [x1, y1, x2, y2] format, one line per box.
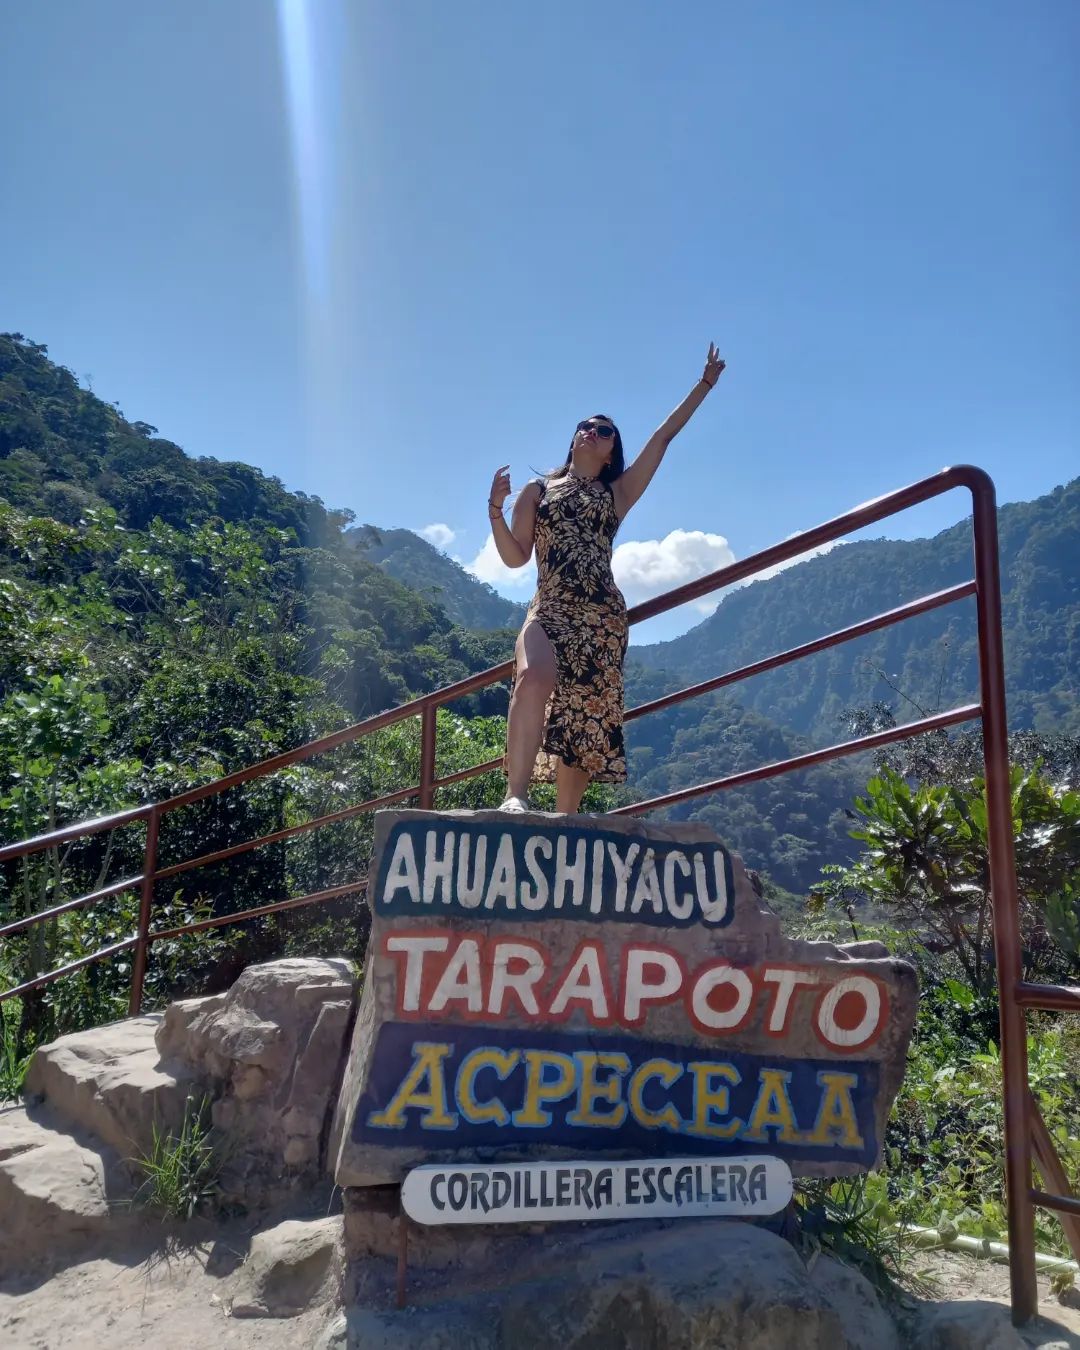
[577, 420, 616, 439]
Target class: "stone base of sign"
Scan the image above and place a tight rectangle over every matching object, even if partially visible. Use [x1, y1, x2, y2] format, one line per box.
[325, 1217, 901, 1350]
[330, 808, 919, 1189]
[340, 1183, 796, 1303]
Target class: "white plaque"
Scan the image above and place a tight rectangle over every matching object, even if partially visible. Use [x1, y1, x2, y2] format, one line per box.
[401, 1155, 792, 1225]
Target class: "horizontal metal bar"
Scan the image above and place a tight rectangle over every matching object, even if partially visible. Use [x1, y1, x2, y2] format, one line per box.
[0, 874, 143, 938]
[153, 669, 514, 816]
[1030, 1189, 1080, 1220]
[0, 936, 141, 1004]
[147, 878, 368, 943]
[431, 757, 503, 790]
[0, 466, 988, 871]
[612, 704, 982, 817]
[624, 581, 977, 725]
[0, 805, 151, 865]
[626, 464, 987, 625]
[154, 783, 422, 882]
[1014, 982, 1080, 1013]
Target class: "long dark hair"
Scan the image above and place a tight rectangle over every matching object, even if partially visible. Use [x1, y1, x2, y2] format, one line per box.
[549, 414, 625, 486]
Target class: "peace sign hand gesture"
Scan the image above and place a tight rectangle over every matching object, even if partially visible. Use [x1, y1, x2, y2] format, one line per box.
[701, 342, 726, 389]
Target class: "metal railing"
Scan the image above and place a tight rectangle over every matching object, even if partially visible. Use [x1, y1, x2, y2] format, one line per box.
[1, 464, 1077, 1324]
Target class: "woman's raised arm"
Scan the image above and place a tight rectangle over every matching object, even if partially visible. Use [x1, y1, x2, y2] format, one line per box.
[612, 343, 725, 519]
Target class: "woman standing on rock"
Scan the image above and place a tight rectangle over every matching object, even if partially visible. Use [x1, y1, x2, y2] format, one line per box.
[487, 343, 726, 815]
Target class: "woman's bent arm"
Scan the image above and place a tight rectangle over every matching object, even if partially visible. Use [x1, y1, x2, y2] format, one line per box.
[489, 476, 541, 567]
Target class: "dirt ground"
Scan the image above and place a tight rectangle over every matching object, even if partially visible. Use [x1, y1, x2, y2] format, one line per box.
[905, 1248, 1080, 1347]
[1, 1233, 1078, 1349]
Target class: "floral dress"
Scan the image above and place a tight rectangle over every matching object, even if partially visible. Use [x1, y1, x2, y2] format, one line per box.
[518, 473, 628, 784]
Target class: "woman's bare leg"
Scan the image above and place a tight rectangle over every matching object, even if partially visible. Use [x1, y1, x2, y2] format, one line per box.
[556, 762, 591, 815]
[504, 622, 557, 801]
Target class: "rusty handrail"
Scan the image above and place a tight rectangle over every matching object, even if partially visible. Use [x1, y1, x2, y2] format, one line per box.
[0, 463, 1071, 1324]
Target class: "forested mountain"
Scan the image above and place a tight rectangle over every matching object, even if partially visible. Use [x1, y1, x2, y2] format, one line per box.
[1, 329, 1075, 906]
[0, 332, 514, 723]
[347, 524, 526, 631]
[631, 480, 1080, 739]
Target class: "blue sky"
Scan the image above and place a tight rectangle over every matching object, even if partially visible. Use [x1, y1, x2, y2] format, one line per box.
[2, 1, 1076, 642]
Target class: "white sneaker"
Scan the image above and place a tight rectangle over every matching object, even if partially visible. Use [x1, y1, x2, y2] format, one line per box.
[498, 796, 530, 813]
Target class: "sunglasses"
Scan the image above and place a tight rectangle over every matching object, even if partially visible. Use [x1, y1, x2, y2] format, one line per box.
[577, 420, 616, 440]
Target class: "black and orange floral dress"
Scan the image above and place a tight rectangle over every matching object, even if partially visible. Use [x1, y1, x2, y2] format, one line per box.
[519, 473, 628, 784]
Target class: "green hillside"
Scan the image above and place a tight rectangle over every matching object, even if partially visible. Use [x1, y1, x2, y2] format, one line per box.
[631, 479, 1080, 739]
[2, 329, 1076, 907]
[347, 524, 526, 631]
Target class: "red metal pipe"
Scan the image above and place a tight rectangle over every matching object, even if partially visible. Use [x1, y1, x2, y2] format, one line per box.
[611, 704, 981, 817]
[968, 471, 1039, 1325]
[625, 582, 976, 725]
[418, 706, 437, 810]
[1014, 982, 1080, 1013]
[625, 464, 980, 625]
[0, 936, 140, 1003]
[0, 803, 151, 865]
[147, 878, 367, 942]
[153, 783, 422, 882]
[1030, 1190, 1080, 1221]
[128, 808, 159, 1016]
[0, 873, 142, 938]
[0, 465, 983, 867]
[1029, 1094, 1080, 1264]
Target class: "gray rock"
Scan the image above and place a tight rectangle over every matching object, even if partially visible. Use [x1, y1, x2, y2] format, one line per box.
[809, 1254, 900, 1350]
[228, 1215, 342, 1318]
[157, 957, 357, 1200]
[318, 1306, 498, 1350]
[0, 1104, 134, 1274]
[904, 1300, 1027, 1349]
[24, 1015, 200, 1158]
[331, 1220, 903, 1349]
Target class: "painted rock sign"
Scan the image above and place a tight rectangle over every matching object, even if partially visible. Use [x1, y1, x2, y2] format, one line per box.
[330, 810, 918, 1187]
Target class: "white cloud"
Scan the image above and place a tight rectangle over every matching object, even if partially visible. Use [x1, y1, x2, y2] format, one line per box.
[612, 529, 736, 617]
[419, 523, 456, 550]
[464, 525, 843, 621]
[466, 534, 536, 590]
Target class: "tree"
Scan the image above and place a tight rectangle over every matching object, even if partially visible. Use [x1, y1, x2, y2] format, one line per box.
[812, 767, 1080, 997]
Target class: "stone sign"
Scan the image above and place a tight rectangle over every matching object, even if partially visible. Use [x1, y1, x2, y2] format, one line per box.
[330, 810, 918, 1187]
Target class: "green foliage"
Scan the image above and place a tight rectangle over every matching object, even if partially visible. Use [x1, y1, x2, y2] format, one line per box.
[886, 987, 1080, 1260]
[812, 766, 1080, 995]
[0, 1000, 32, 1102]
[621, 687, 872, 895]
[796, 1171, 907, 1295]
[0, 334, 518, 1044]
[131, 1095, 221, 1220]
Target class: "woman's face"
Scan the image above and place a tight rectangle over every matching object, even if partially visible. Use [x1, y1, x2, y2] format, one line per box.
[572, 417, 616, 473]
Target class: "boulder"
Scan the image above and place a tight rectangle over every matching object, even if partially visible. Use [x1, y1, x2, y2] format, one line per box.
[157, 957, 356, 1200]
[903, 1300, 1027, 1349]
[228, 1214, 342, 1318]
[24, 1014, 200, 1158]
[0, 1104, 135, 1275]
[331, 808, 919, 1189]
[326, 1220, 900, 1349]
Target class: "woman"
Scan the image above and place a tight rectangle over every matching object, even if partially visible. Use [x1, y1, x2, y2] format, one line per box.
[487, 343, 726, 815]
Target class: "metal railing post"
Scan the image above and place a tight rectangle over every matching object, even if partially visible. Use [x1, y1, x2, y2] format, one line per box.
[969, 472, 1038, 1324]
[418, 706, 437, 810]
[128, 806, 160, 1016]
